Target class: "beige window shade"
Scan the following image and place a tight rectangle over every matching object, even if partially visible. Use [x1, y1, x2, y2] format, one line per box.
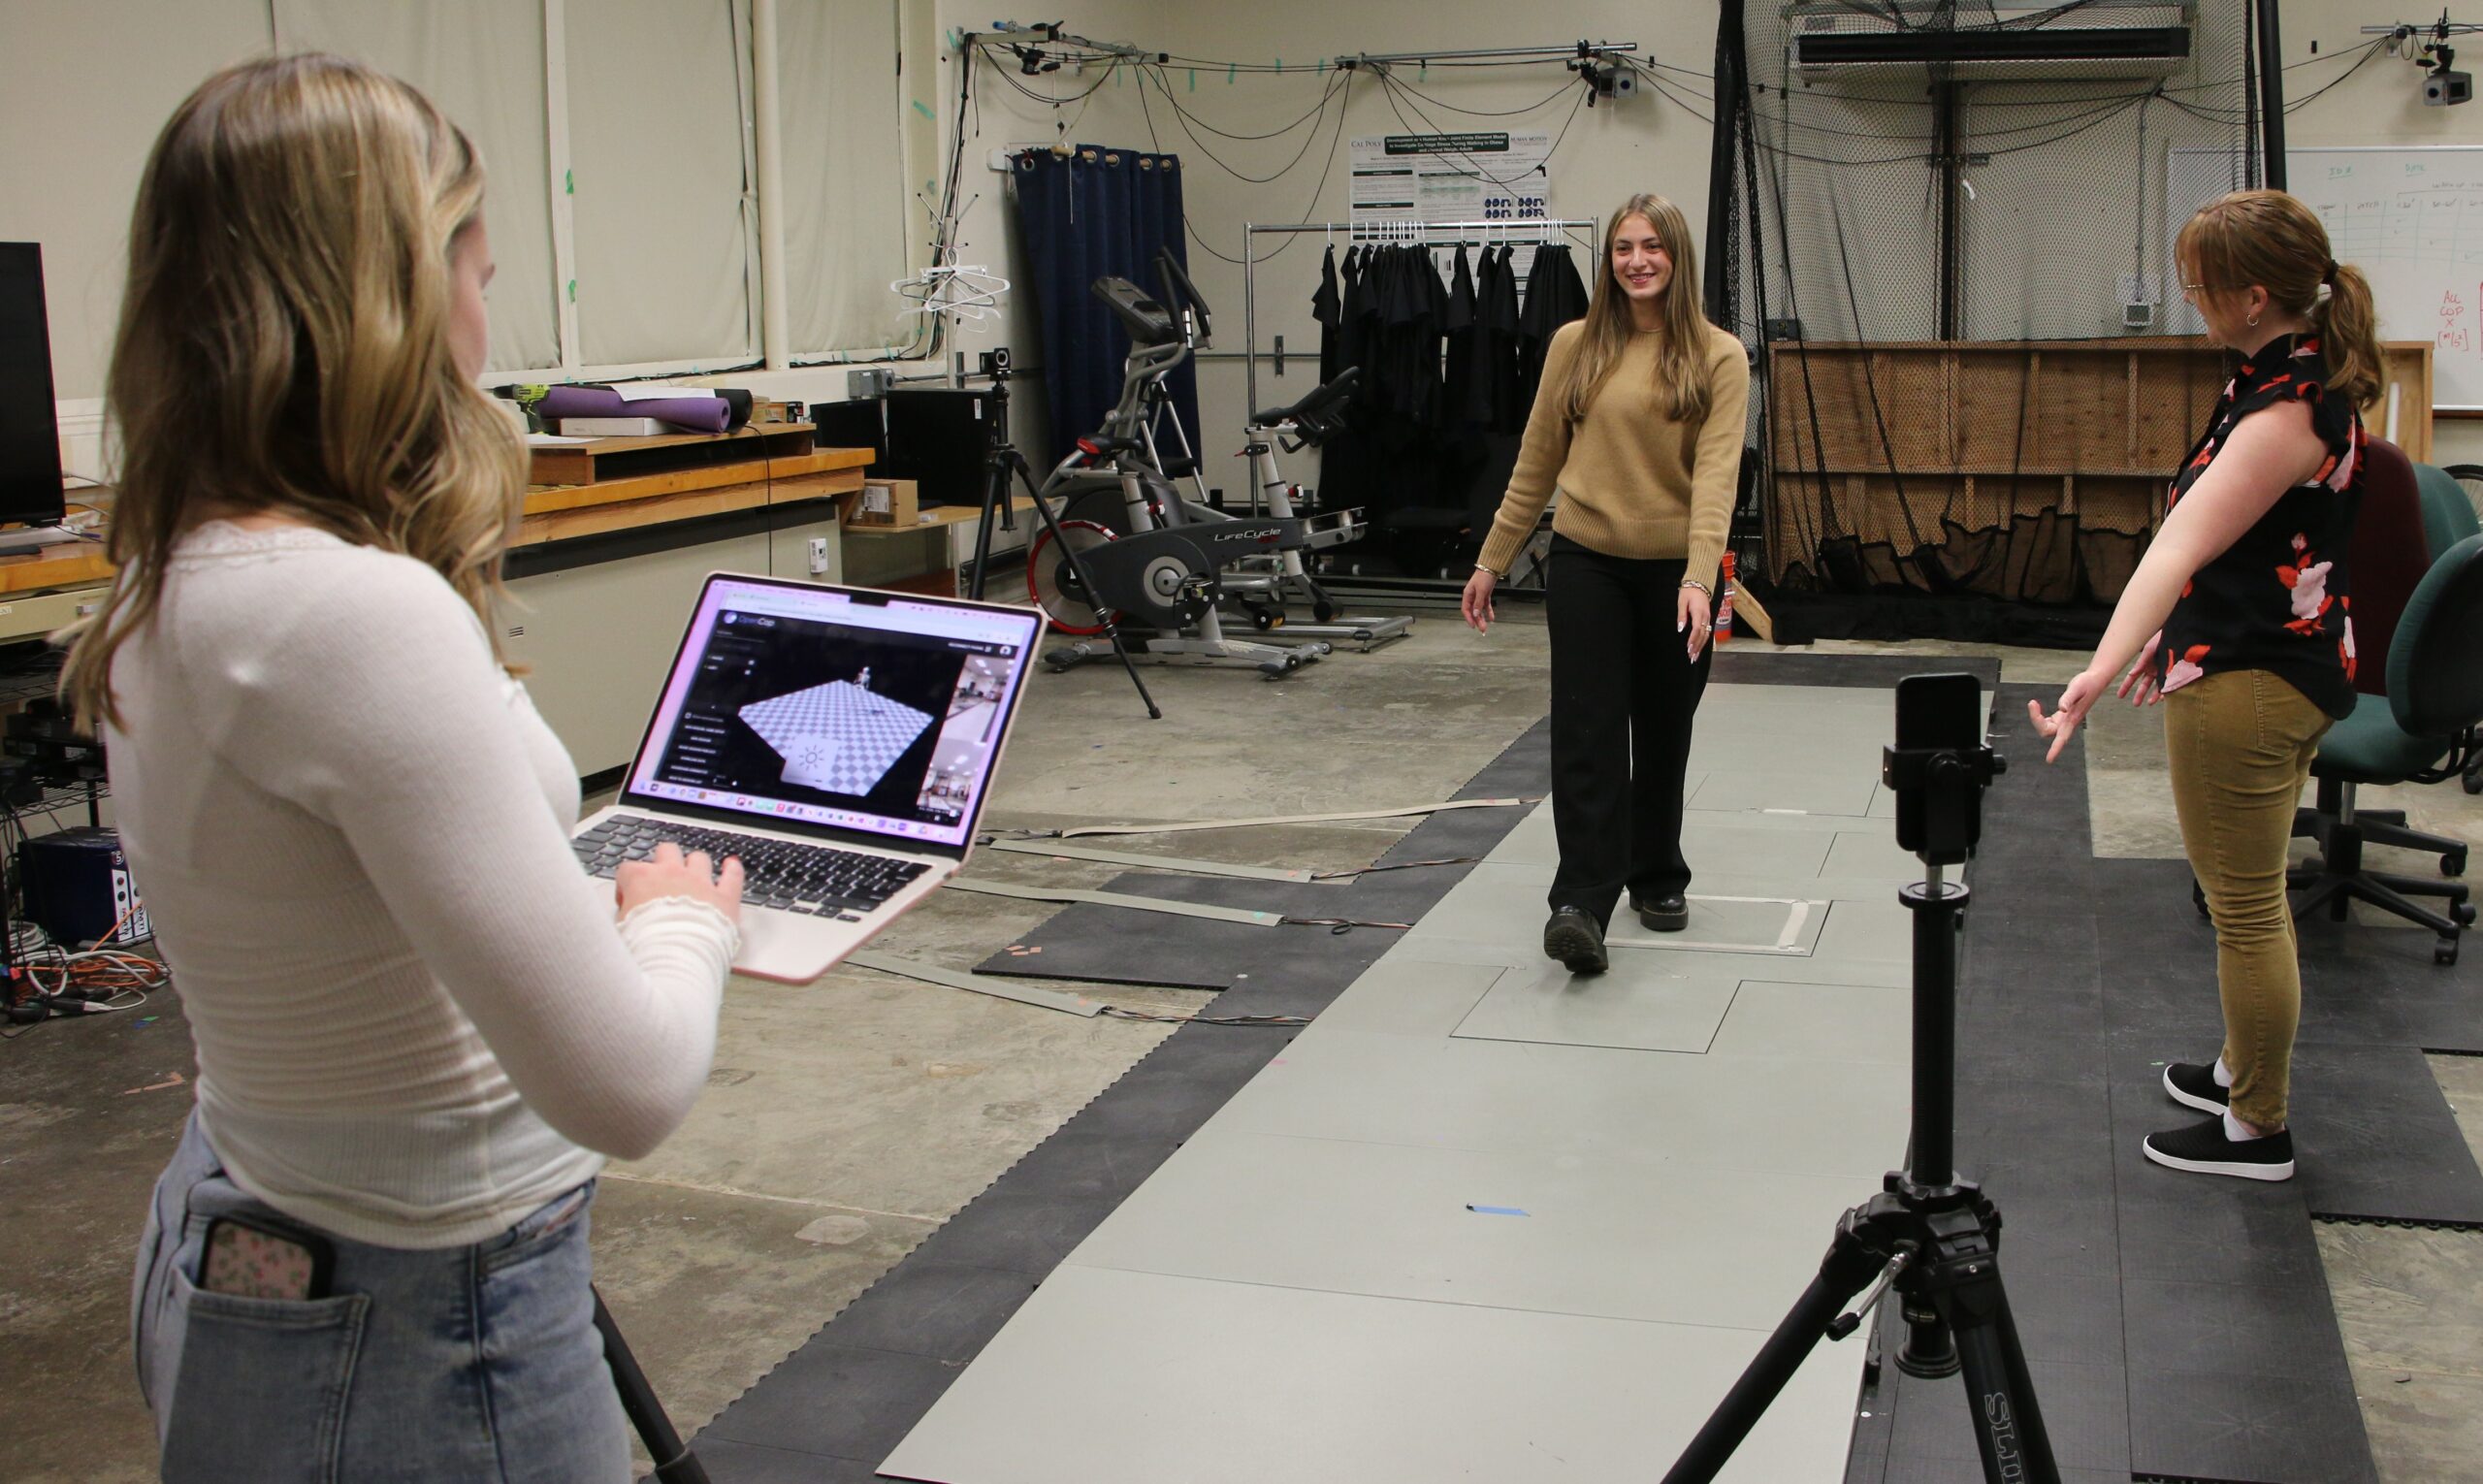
[779, 0, 912, 355]
[0, 0, 274, 402]
[564, 0, 758, 368]
[273, 0, 564, 374]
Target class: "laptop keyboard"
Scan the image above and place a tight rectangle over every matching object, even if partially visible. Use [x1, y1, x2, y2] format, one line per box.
[574, 815, 931, 919]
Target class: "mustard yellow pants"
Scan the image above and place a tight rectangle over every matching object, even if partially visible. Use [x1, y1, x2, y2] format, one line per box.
[2163, 668, 2333, 1131]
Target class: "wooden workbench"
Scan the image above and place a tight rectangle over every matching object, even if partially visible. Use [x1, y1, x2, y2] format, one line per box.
[519, 423, 872, 547]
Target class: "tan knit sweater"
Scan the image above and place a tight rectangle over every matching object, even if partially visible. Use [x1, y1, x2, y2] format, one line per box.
[1475, 318, 1750, 589]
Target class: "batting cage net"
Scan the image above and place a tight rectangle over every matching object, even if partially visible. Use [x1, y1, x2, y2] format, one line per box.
[1705, 0, 2286, 642]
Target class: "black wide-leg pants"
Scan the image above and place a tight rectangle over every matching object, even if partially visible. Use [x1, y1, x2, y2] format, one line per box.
[1544, 534, 1713, 926]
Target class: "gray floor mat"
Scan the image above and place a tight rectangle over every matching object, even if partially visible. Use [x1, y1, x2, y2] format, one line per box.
[693, 719, 1556, 1476]
[692, 662, 2454, 1482]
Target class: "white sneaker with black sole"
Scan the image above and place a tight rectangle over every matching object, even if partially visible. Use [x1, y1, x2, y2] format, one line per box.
[2143, 1113, 2294, 1181]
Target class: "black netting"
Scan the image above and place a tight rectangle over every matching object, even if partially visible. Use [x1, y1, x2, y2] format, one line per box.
[1710, 0, 2272, 643]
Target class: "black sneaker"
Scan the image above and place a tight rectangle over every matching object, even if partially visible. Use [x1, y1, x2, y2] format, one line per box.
[2162, 1062, 2230, 1115]
[1631, 892, 1689, 933]
[2143, 1115, 2294, 1181]
[1543, 907, 1608, 975]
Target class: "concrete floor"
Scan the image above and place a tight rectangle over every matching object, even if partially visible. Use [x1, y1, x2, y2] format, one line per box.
[3, 605, 2478, 1482]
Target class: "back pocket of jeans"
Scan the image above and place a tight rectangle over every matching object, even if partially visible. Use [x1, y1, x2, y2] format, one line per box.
[159, 1266, 370, 1483]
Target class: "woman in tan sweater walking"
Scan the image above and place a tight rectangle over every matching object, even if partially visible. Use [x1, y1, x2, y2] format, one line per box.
[1461, 194, 1749, 974]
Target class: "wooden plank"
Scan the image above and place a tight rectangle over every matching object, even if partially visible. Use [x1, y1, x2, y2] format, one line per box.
[0, 548, 113, 594]
[524, 446, 870, 516]
[2125, 353, 2140, 468]
[518, 483, 778, 547]
[527, 422, 821, 486]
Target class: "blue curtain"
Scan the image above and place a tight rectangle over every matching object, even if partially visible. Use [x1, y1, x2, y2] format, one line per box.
[1010, 144, 1201, 467]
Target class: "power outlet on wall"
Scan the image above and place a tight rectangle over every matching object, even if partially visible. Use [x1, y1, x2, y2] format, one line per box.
[808, 536, 831, 576]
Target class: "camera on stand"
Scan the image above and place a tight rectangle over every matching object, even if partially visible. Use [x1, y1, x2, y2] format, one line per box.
[1661, 675, 2059, 1484]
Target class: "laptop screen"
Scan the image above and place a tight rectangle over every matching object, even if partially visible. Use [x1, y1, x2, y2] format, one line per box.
[622, 576, 1043, 853]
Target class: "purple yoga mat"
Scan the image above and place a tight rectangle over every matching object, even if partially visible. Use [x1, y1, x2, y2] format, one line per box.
[532, 384, 731, 433]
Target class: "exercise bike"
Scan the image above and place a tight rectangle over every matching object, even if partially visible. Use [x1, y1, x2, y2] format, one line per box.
[1028, 257, 1396, 675]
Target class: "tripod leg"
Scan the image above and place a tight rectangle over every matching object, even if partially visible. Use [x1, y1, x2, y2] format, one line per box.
[1987, 1284, 2059, 1479]
[1015, 455, 1161, 720]
[594, 1288, 712, 1484]
[1661, 1212, 1892, 1484]
[1938, 1280, 2061, 1484]
[966, 450, 1010, 601]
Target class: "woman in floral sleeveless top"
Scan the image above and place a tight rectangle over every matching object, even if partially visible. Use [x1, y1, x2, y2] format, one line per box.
[2033, 190, 2384, 1182]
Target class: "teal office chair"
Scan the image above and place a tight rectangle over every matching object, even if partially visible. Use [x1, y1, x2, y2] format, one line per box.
[2330, 460, 2483, 855]
[2418, 462, 2483, 555]
[2286, 533, 2483, 964]
[2433, 463, 2483, 795]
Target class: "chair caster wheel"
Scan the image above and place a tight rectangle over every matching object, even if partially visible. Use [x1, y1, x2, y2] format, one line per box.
[2454, 900, 2478, 927]
[2447, 850, 2468, 879]
[2438, 939, 2461, 966]
[1312, 600, 1337, 622]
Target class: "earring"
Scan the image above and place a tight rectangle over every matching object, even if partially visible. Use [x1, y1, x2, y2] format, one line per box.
[2246, 311, 2261, 327]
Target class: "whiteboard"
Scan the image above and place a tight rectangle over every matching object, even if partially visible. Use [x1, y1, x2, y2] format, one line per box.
[2166, 145, 2483, 409]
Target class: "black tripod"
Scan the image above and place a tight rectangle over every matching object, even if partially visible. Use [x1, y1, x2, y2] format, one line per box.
[1661, 674, 2058, 1484]
[596, 1289, 710, 1483]
[959, 352, 1160, 720]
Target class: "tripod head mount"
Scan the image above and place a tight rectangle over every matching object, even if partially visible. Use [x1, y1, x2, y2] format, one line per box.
[1883, 673, 2006, 867]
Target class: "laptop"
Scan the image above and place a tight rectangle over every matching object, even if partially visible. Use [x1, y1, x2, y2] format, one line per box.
[570, 573, 1044, 983]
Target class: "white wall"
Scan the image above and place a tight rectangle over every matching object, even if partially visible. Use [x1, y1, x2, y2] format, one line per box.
[1087, 2, 1716, 480]
[6, 0, 922, 482]
[1, 0, 273, 474]
[15, 2, 2481, 481]
[2284, 0, 2483, 465]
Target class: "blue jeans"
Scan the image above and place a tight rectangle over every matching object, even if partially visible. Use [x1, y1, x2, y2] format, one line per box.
[132, 1113, 629, 1482]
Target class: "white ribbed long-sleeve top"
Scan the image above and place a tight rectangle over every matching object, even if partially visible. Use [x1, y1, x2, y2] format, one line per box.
[106, 522, 739, 1248]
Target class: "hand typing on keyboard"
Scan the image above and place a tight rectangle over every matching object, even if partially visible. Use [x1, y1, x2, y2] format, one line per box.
[576, 817, 930, 921]
[613, 840, 746, 926]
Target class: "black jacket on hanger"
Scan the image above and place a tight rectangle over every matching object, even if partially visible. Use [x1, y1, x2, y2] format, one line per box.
[1442, 245, 1478, 431]
[1516, 243, 1592, 415]
[1482, 244, 1528, 433]
[1312, 244, 1343, 386]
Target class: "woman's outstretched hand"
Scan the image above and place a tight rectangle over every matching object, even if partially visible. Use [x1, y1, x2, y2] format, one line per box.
[2027, 668, 2110, 764]
[1461, 567, 1498, 634]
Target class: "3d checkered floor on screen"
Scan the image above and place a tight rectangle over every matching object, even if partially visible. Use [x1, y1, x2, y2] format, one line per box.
[738, 681, 934, 794]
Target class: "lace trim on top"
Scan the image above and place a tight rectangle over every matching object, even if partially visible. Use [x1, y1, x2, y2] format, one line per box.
[169, 520, 349, 568]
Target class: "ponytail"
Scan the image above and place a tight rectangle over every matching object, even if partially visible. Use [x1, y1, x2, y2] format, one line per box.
[2315, 260, 2384, 412]
[2177, 191, 2387, 414]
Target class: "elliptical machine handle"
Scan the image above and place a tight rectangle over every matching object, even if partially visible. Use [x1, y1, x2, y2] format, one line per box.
[1252, 366, 1361, 432]
[1154, 247, 1211, 348]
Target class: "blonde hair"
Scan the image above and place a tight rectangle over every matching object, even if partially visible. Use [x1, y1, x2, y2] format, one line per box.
[2176, 188, 2384, 411]
[61, 52, 526, 731]
[1555, 193, 1717, 426]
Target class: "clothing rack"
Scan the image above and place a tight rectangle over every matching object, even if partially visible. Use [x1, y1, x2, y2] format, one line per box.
[1240, 217, 1598, 423]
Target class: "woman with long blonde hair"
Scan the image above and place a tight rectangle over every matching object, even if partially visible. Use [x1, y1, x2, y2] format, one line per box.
[2033, 189, 2383, 1181]
[79, 54, 741, 1478]
[1461, 194, 1750, 974]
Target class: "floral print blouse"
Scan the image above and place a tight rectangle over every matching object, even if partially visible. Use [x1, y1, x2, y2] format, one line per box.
[2158, 333, 2366, 720]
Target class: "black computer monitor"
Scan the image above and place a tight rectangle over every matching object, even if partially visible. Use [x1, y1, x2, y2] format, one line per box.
[0, 244, 68, 530]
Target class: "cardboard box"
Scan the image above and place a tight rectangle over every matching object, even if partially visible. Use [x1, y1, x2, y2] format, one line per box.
[845, 477, 919, 528]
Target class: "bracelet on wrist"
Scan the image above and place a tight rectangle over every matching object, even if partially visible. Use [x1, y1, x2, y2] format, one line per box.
[1679, 578, 1712, 597]
[1474, 563, 1502, 580]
